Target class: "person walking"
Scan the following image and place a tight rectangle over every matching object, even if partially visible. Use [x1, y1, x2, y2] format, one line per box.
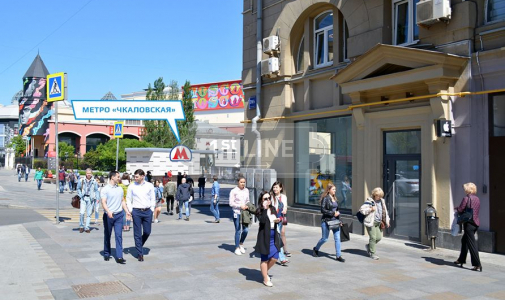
[68, 170, 76, 193]
[454, 182, 482, 272]
[163, 177, 176, 215]
[24, 164, 30, 182]
[126, 169, 155, 262]
[153, 180, 163, 223]
[119, 173, 131, 232]
[198, 174, 206, 199]
[17, 164, 23, 182]
[360, 187, 390, 260]
[312, 184, 345, 262]
[73, 170, 80, 192]
[255, 191, 282, 287]
[186, 175, 195, 216]
[34, 167, 44, 190]
[270, 181, 290, 265]
[77, 168, 100, 233]
[176, 178, 193, 221]
[58, 166, 65, 193]
[229, 176, 251, 256]
[210, 175, 220, 223]
[101, 171, 128, 264]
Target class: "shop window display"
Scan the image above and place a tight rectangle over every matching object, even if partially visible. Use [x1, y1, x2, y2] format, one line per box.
[295, 116, 352, 210]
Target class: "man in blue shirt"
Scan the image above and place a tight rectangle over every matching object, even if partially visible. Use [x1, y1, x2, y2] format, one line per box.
[77, 168, 99, 233]
[210, 175, 220, 223]
[101, 171, 129, 264]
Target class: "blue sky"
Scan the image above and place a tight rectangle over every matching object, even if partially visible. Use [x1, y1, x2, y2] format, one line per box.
[0, 0, 243, 105]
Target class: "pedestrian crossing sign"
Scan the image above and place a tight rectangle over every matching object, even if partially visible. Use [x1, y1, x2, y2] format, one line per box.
[46, 72, 65, 102]
[113, 122, 123, 138]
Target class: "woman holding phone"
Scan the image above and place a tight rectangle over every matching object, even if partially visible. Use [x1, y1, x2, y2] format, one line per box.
[255, 191, 282, 287]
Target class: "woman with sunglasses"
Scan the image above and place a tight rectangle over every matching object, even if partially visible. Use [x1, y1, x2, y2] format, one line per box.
[255, 191, 282, 287]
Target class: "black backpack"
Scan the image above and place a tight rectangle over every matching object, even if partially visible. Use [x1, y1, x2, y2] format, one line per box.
[356, 211, 365, 223]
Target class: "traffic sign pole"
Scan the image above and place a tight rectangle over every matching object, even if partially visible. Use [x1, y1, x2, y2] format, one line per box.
[47, 72, 66, 225]
[116, 137, 119, 171]
[55, 103, 60, 224]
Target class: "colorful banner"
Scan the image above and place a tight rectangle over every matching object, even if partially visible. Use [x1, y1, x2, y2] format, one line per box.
[189, 80, 244, 111]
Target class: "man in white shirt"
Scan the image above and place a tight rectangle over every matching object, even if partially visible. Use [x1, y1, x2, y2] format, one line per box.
[101, 171, 129, 264]
[126, 169, 155, 262]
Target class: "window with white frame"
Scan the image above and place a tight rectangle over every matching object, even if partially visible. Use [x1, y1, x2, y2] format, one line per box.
[314, 11, 333, 68]
[232, 150, 236, 160]
[487, 0, 505, 22]
[393, 0, 420, 45]
[223, 149, 227, 159]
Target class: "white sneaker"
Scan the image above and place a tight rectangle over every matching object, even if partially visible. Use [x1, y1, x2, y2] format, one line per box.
[234, 248, 242, 256]
[239, 246, 246, 254]
[155, 219, 159, 223]
[263, 280, 273, 287]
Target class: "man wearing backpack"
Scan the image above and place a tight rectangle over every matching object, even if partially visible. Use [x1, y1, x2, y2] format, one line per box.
[77, 168, 99, 233]
[163, 177, 177, 215]
[58, 166, 65, 193]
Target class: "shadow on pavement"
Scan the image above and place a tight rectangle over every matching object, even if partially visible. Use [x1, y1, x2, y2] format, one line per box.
[301, 248, 333, 259]
[342, 248, 369, 257]
[218, 243, 236, 253]
[405, 242, 430, 250]
[123, 247, 151, 257]
[238, 267, 262, 283]
[248, 247, 261, 258]
[422, 256, 460, 267]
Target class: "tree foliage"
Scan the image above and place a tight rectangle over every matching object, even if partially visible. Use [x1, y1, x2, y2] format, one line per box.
[83, 138, 154, 172]
[141, 78, 196, 149]
[8, 135, 26, 156]
[57, 142, 75, 159]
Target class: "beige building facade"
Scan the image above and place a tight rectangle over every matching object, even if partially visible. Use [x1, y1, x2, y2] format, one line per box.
[242, 0, 505, 253]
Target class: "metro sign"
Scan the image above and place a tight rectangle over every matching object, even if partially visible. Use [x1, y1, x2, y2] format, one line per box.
[170, 145, 192, 162]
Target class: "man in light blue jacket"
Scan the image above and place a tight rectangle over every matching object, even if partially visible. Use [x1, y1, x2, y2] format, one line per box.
[210, 175, 220, 223]
[77, 168, 99, 233]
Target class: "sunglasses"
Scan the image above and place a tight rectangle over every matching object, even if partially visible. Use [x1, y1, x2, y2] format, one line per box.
[262, 197, 271, 200]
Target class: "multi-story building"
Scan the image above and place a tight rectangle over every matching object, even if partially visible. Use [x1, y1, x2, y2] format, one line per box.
[242, 0, 505, 253]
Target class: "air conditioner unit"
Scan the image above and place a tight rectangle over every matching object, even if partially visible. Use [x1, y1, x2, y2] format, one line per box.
[416, 0, 451, 26]
[261, 57, 279, 78]
[263, 36, 280, 54]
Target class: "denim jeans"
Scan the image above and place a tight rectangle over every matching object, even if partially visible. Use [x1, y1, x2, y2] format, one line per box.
[25, 173, 28, 182]
[79, 198, 93, 229]
[178, 200, 189, 219]
[277, 222, 286, 261]
[93, 199, 100, 220]
[103, 211, 124, 259]
[233, 216, 249, 248]
[315, 220, 341, 257]
[36, 179, 42, 190]
[18, 173, 21, 182]
[132, 208, 152, 256]
[210, 199, 220, 221]
[59, 181, 65, 193]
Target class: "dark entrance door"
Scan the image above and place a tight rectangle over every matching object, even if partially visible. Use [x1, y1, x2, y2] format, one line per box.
[489, 94, 505, 253]
[383, 130, 421, 241]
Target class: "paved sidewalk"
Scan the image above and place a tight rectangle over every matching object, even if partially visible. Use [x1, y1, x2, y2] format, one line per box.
[1, 204, 505, 300]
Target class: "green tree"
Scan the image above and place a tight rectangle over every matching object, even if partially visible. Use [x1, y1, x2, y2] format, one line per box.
[94, 138, 154, 172]
[168, 80, 180, 100]
[7, 135, 26, 156]
[179, 80, 196, 148]
[56, 142, 75, 160]
[141, 78, 196, 148]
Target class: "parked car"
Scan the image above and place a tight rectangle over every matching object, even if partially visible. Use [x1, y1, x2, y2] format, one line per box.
[395, 174, 419, 196]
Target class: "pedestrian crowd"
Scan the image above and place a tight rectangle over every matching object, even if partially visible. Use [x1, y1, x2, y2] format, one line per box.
[22, 167, 482, 284]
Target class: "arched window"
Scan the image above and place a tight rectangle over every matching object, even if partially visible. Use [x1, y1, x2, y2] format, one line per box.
[314, 11, 333, 68]
[487, 0, 505, 22]
[296, 37, 305, 72]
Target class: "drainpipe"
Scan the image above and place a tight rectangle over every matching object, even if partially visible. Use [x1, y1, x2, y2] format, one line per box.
[252, 0, 262, 168]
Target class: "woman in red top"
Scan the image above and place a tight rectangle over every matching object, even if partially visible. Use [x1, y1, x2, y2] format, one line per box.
[454, 182, 482, 272]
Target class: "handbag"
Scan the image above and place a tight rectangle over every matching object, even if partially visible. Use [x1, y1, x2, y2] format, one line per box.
[326, 219, 341, 230]
[282, 213, 288, 226]
[380, 221, 386, 229]
[340, 223, 350, 242]
[71, 195, 81, 209]
[457, 195, 474, 225]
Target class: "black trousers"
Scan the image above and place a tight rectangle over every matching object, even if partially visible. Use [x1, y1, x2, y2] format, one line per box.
[457, 222, 481, 267]
[166, 196, 175, 212]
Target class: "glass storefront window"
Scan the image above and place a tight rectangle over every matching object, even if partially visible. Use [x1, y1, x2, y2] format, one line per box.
[295, 116, 352, 210]
[385, 130, 421, 154]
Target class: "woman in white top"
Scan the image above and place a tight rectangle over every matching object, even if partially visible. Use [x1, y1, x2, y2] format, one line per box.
[270, 181, 290, 265]
[229, 176, 251, 256]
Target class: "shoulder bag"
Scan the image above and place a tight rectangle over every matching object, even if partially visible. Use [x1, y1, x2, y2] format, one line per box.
[457, 195, 473, 225]
[326, 219, 341, 230]
[71, 195, 81, 209]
